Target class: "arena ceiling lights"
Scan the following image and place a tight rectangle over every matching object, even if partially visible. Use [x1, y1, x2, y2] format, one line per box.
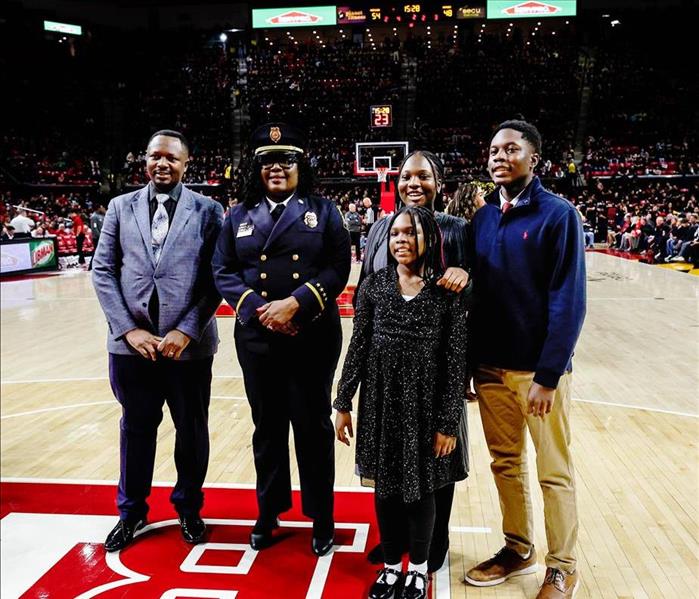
[252, 6, 337, 29]
[486, 0, 576, 19]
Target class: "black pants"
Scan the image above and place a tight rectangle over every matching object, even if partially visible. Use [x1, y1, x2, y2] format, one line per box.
[109, 353, 213, 520]
[375, 493, 436, 564]
[76, 232, 85, 264]
[235, 316, 341, 530]
[350, 231, 362, 261]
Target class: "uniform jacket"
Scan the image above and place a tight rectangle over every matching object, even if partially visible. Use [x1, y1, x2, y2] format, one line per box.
[212, 193, 351, 327]
[92, 185, 224, 358]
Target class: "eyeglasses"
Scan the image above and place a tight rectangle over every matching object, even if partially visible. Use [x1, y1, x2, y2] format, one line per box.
[257, 152, 300, 170]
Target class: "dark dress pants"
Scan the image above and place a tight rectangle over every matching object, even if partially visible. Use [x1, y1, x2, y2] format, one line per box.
[235, 314, 341, 530]
[109, 353, 213, 521]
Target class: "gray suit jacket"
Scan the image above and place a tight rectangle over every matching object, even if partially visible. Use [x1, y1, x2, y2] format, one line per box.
[92, 185, 224, 359]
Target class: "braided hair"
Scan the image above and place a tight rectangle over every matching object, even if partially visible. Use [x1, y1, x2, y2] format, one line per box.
[386, 205, 445, 285]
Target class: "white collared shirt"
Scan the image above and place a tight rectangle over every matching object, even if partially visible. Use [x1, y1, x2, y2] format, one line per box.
[499, 187, 526, 210]
[266, 194, 294, 212]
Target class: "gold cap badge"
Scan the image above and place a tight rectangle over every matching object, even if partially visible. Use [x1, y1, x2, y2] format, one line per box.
[269, 127, 281, 143]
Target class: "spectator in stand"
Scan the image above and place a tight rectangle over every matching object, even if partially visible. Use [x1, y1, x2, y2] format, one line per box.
[1, 224, 16, 241]
[648, 216, 671, 262]
[665, 217, 693, 261]
[581, 216, 595, 249]
[10, 209, 35, 236]
[31, 225, 51, 238]
[670, 213, 698, 262]
[444, 182, 488, 222]
[345, 203, 363, 262]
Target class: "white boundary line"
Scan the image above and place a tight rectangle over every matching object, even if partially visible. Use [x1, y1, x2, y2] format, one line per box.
[3, 393, 695, 420]
[1, 400, 114, 419]
[573, 397, 698, 418]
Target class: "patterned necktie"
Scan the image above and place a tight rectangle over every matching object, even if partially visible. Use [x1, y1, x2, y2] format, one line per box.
[502, 201, 513, 214]
[151, 193, 169, 262]
[271, 202, 286, 223]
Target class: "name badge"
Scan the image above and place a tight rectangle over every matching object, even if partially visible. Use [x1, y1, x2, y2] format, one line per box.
[237, 223, 254, 238]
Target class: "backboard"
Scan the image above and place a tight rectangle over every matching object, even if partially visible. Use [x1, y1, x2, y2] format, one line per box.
[354, 141, 409, 178]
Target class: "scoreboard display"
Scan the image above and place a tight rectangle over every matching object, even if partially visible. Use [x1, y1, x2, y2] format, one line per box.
[370, 105, 393, 128]
[336, 2, 574, 23]
[354, 3, 464, 22]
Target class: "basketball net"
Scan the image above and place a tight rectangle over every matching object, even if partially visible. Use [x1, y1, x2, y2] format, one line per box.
[376, 167, 388, 183]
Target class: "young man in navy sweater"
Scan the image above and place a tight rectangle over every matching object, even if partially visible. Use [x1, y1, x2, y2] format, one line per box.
[465, 120, 586, 599]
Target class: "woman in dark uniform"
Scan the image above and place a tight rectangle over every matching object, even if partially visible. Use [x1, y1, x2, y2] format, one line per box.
[212, 122, 351, 556]
[357, 150, 471, 573]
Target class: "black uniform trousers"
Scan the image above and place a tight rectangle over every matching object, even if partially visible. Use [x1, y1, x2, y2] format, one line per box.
[235, 311, 341, 530]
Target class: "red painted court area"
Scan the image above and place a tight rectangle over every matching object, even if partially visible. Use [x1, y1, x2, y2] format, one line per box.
[0, 481, 397, 598]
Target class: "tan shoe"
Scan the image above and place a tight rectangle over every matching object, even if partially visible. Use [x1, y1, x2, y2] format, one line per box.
[464, 546, 538, 587]
[536, 568, 580, 598]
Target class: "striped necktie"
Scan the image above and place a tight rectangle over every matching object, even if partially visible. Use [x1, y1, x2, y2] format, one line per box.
[151, 193, 169, 262]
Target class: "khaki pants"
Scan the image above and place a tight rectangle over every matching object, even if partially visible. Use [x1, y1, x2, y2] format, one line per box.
[475, 366, 578, 573]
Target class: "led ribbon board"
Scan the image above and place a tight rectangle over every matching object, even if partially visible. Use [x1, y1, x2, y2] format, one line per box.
[252, 6, 338, 28]
[487, 0, 576, 19]
[43, 20, 82, 35]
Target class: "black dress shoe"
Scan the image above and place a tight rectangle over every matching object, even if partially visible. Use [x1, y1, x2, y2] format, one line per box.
[104, 518, 146, 552]
[311, 535, 334, 556]
[402, 570, 429, 599]
[368, 567, 403, 599]
[249, 518, 279, 550]
[179, 515, 206, 544]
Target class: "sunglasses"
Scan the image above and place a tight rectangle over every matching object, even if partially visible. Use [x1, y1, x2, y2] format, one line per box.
[256, 152, 300, 170]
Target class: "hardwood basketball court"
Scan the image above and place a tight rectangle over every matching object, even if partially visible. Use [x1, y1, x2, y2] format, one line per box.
[1, 251, 697, 598]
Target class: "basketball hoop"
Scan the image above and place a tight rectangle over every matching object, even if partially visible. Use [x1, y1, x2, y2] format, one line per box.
[376, 167, 389, 183]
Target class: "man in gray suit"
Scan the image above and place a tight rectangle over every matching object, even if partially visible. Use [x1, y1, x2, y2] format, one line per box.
[92, 130, 224, 552]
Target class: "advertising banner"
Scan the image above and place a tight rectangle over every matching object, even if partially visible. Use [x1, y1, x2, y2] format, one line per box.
[1, 243, 32, 274]
[457, 5, 486, 19]
[337, 6, 369, 24]
[30, 240, 58, 269]
[487, 0, 576, 19]
[252, 6, 337, 28]
[1, 238, 59, 276]
[44, 20, 83, 35]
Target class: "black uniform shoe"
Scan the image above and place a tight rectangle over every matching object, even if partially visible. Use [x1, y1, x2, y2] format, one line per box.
[402, 570, 429, 599]
[311, 535, 334, 556]
[104, 518, 146, 552]
[368, 567, 403, 599]
[179, 515, 207, 544]
[249, 518, 280, 550]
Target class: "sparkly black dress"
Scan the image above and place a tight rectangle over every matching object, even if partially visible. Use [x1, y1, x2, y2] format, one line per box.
[334, 266, 470, 503]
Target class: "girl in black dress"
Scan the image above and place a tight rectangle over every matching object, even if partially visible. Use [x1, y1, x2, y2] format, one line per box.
[334, 206, 469, 599]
